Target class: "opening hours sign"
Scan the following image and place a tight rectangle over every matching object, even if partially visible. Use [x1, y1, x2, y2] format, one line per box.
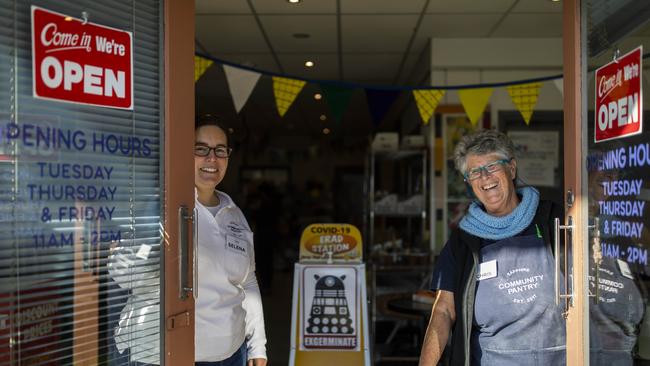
[594, 46, 643, 143]
[31, 6, 133, 109]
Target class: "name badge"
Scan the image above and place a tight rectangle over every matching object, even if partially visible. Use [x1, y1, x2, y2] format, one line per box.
[226, 235, 248, 256]
[617, 259, 634, 279]
[477, 260, 497, 281]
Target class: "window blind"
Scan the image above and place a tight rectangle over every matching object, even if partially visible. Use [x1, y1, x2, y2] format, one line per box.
[0, 1, 163, 365]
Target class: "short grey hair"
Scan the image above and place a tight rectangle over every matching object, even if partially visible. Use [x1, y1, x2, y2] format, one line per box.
[453, 129, 516, 175]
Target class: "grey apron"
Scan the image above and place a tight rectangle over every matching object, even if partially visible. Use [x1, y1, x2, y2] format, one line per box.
[472, 234, 566, 365]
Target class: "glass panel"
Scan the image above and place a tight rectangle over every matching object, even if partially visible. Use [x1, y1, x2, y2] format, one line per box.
[585, 1, 650, 363]
[0, 1, 163, 365]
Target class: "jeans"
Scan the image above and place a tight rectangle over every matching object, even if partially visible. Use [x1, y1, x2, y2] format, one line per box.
[196, 342, 247, 366]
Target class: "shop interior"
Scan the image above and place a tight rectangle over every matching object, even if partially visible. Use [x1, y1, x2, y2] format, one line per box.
[192, 1, 650, 365]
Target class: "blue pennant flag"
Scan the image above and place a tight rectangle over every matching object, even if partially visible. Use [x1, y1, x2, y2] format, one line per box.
[365, 89, 401, 127]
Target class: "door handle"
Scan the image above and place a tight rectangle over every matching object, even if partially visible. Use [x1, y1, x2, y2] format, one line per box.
[554, 216, 574, 314]
[178, 206, 197, 300]
[589, 217, 601, 304]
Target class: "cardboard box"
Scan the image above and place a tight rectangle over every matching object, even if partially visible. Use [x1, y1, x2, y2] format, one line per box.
[372, 132, 399, 152]
[401, 135, 425, 149]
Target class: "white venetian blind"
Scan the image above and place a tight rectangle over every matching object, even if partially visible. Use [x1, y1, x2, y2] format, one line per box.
[0, 0, 163, 365]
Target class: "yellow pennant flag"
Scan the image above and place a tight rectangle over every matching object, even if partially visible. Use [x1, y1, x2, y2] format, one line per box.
[458, 88, 493, 126]
[194, 56, 213, 82]
[272, 77, 306, 117]
[412, 89, 445, 125]
[507, 82, 542, 125]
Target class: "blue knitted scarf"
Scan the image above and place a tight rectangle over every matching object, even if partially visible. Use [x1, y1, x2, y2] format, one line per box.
[459, 186, 539, 240]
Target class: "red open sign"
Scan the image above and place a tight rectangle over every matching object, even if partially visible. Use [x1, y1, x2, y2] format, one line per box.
[31, 6, 133, 109]
[594, 46, 643, 143]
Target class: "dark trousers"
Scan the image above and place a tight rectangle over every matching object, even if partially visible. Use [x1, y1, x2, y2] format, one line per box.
[196, 342, 247, 366]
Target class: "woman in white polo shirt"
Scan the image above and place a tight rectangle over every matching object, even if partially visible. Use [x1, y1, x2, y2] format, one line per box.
[194, 116, 267, 366]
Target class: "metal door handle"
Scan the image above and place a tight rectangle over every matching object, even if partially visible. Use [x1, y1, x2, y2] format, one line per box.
[178, 206, 196, 300]
[590, 217, 601, 304]
[554, 216, 574, 311]
[192, 207, 198, 300]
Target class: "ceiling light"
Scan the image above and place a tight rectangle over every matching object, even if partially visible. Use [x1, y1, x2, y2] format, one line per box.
[322, 128, 330, 135]
[550, 0, 560, 2]
[305, 60, 314, 68]
[320, 114, 327, 121]
[288, 0, 301, 4]
[314, 93, 322, 100]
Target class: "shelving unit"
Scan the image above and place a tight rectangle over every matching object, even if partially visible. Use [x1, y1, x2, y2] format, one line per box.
[367, 149, 430, 253]
[365, 147, 434, 364]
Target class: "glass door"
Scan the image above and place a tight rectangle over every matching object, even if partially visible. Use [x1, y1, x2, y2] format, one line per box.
[582, 1, 650, 364]
[0, 1, 198, 365]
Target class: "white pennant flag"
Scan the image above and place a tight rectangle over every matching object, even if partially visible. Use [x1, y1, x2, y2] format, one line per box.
[553, 78, 564, 97]
[223, 65, 261, 113]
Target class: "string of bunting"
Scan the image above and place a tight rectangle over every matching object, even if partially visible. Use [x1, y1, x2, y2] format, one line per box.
[194, 52, 648, 126]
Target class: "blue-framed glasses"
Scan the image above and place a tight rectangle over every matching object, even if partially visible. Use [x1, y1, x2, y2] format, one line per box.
[463, 158, 512, 181]
[194, 144, 232, 158]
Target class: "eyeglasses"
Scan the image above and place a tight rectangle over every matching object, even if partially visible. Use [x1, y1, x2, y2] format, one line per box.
[464, 158, 511, 181]
[194, 145, 233, 158]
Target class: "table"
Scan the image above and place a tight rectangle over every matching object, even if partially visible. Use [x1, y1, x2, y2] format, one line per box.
[387, 296, 433, 317]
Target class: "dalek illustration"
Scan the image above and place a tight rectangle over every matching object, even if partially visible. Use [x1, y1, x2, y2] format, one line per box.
[306, 274, 354, 334]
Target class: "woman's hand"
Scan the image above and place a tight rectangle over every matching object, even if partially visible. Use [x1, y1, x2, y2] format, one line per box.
[248, 358, 267, 366]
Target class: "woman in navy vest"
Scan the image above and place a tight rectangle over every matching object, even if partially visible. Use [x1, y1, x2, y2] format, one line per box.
[419, 129, 565, 366]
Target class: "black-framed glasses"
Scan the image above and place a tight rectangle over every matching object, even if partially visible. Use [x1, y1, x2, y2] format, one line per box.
[194, 145, 233, 158]
[463, 158, 511, 181]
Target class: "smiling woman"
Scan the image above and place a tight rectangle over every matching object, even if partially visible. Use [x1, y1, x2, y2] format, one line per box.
[193, 115, 269, 366]
[419, 129, 565, 366]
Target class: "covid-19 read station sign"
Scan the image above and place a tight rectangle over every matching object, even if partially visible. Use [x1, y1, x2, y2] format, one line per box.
[31, 6, 133, 109]
[595, 46, 643, 143]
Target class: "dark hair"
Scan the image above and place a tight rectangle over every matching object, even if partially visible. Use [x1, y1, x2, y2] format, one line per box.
[195, 114, 229, 146]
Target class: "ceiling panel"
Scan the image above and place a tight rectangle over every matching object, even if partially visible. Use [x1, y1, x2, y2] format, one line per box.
[252, 0, 337, 14]
[197, 15, 269, 53]
[195, 0, 250, 14]
[277, 54, 340, 81]
[260, 15, 338, 53]
[341, 14, 419, 52]
[418, 14, 502, 39]
[213, 54, 282, 74]
[491, 14, 563, 38]
[427, 0, 516, 13]
[343, 54, 402, 83]
[395, 53, 421, 84]
[341, 0, 427, 14]
[511, 0, 563, 13]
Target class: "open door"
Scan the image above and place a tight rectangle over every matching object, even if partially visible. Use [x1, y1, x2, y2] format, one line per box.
[563, 0, 650, 364]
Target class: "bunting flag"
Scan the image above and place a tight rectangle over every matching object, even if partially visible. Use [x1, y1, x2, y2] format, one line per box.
[553, 78, 564, 97]
[458, 87, 493, 126]
[194, 56, 213, 82]
[412, 89, 445, 124]
[223, 65, 261, 113]
[272, 77, 306, 117]
[321, 84, 354, 122]
[506, 82, 542, 125]
[366, 89, 401, 127]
